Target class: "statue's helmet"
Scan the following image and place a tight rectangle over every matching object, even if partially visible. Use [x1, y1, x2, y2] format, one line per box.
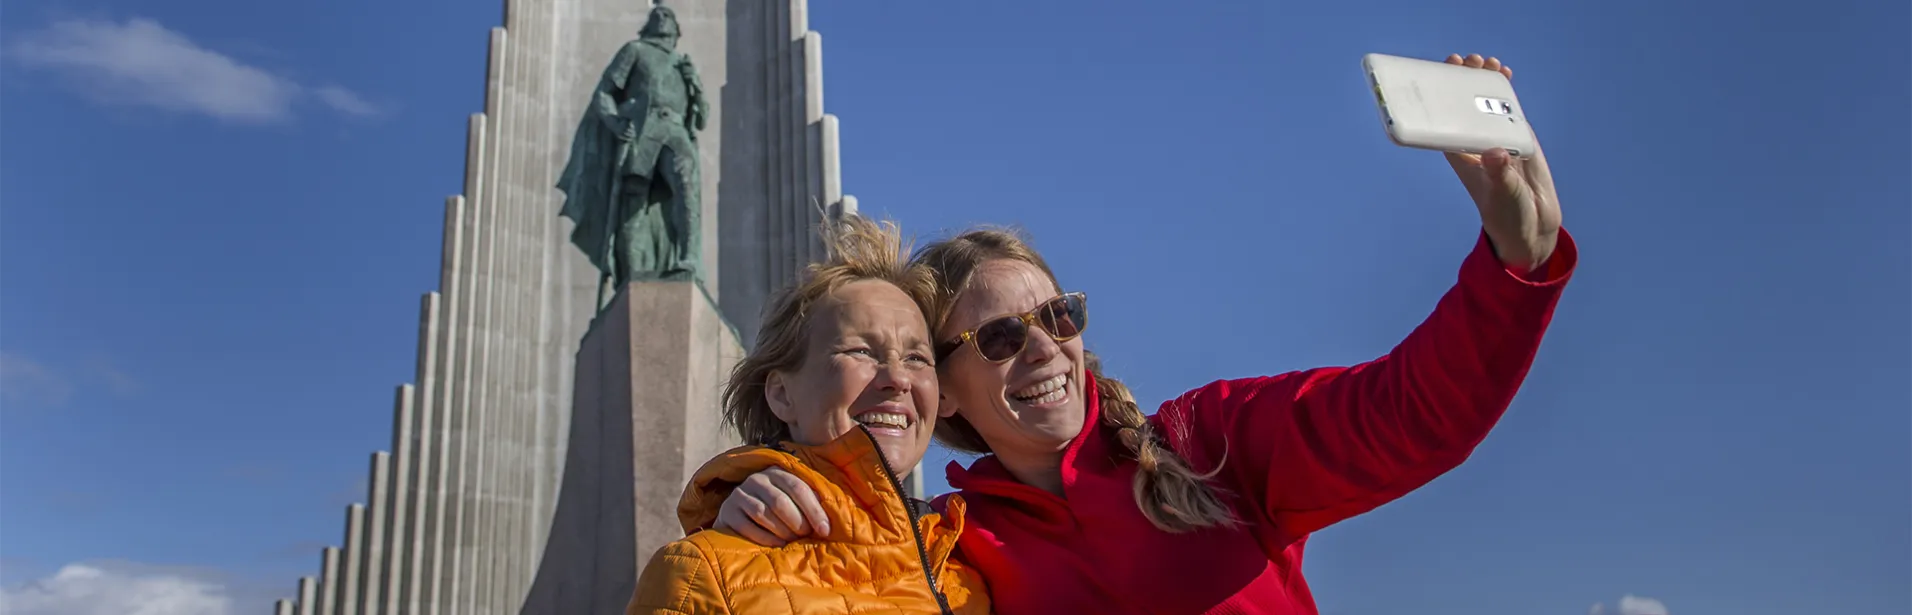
[641, 4, 680, 39]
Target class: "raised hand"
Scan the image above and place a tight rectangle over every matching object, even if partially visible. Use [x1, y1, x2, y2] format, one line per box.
[1441, 53, 1563, 272]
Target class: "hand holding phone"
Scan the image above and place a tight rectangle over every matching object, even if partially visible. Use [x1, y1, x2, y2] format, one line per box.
[1363, 53, 1536, 157]
[1365, 53, 1564, 272]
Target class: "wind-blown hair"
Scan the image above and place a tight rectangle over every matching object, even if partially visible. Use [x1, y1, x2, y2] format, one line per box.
[721, 215, 938, 446]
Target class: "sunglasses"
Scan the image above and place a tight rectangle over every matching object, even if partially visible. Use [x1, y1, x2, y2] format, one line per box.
[936, 292, 1089, 364]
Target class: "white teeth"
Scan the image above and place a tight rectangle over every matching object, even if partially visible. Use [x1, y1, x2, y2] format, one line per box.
[1012, 373, 1070, 404]
[856, 413, 909, 429]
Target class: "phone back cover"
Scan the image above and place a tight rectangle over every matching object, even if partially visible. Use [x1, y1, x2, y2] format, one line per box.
[1365, 53, 1537, 156]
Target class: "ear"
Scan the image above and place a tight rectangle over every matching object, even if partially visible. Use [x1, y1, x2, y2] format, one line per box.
[765, 371, 796, 424]
[936, 392, 960, 418]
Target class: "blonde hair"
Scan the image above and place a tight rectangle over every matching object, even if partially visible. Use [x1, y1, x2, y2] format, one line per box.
[912, 228, 1240, 534]
[721, 215, 938, 445]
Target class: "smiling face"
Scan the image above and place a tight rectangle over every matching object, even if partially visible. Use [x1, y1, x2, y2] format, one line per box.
[765, 279, 945, 477]
[936, 259, 1088, 461]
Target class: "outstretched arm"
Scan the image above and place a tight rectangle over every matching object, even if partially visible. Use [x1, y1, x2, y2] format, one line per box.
[1158, 229, 1575, 540]
[1155, 53, 1572, 541]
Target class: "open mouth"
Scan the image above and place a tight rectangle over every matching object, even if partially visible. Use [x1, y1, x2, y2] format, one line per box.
[1011, 372, 1070, 405]
[854, 412, 912, 430]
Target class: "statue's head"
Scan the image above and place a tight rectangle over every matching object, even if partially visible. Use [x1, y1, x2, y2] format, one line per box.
[640, 4, 681, 41]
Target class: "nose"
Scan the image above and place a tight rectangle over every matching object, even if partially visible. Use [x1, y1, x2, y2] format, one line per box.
[874, 357, 913, 393]
[1020, 325, 1062, 365]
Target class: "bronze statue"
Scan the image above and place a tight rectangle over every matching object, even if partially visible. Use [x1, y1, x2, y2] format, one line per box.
[557, 3, 709, 311]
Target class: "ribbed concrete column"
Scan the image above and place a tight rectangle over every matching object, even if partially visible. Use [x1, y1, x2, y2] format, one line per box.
[276, 600, 293, 615]
[473, 19, 510, 611]
[508, 4, 541, 609]
[338, 505, 364, 615]
[446, 25, 508, 615]
[358, 452, 389, 615]
[296, 578, 316, 615]
[380, 385, 414, 614]
[404, 293, 441, 615]
[425, 178, 478, 615]
[495, 8, 534, 608]
[717, 0, 856, 348]
[436, 195, 475, 615]
[318, 547, 340, 615]
[769, 0, 792, 298]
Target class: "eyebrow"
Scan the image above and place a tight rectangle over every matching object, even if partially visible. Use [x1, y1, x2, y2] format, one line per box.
[834, 332, 933, 350]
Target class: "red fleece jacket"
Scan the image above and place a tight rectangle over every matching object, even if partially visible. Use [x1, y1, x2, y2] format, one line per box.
[936, 230, 1578, 615]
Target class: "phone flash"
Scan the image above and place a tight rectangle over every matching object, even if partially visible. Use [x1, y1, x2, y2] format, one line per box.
[1475, 97, 1515, 116]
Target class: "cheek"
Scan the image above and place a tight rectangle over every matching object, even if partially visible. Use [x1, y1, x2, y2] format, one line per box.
[944, 360, 1007, 408]
[830, 363, 877, 405]
[796, 362, 866, 423]
[911, 370, 940, 415]
[1063, 339, 1088, 369]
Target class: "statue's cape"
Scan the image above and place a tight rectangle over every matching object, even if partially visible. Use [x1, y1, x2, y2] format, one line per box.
[556, 40, 644, 275]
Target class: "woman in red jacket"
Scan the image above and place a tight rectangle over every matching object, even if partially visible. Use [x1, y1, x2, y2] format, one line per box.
[705, 54, 1576, 614]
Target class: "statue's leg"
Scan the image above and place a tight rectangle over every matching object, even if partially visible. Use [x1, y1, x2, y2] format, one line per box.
[597, 275, 614, 312]
[617, 178, 658, 285]
[602, 193, 631, 311]
[661, 148, 700, 278]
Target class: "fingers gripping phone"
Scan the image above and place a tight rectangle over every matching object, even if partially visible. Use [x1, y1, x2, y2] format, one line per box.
[1363, 53, 1536, 157]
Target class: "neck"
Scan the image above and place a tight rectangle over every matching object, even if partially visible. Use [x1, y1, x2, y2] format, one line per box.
[996, 449, 1066, 497]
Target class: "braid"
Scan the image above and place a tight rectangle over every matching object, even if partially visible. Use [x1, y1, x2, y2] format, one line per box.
[1086, 352, 1240, 533]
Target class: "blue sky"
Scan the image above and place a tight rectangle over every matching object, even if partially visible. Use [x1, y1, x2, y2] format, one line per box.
[1, 0, 1906, 614]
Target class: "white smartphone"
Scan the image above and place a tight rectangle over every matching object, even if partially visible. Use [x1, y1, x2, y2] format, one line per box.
[1362, 53, 1536, 157]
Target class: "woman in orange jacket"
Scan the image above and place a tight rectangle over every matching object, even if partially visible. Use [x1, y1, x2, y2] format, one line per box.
[625, 216, 989, 615]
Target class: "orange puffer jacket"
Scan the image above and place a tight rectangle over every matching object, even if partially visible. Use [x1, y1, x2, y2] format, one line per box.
[627, 427, 990, 615]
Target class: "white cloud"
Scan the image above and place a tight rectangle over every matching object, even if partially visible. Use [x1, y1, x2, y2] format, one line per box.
[7, 17, 380, 124]
[314, 85, 380, 117]
[1589, 594, 1670, 615]
[1616, 595, 1670, 615]
[0, 354, 142, 408]
[0, 353, 71, 407]
[0, 563, 236, 615]
[98, 365, 139, 396]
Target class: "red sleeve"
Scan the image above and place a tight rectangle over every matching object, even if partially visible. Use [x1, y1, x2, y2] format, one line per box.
[928, 493, 952, 515]
[1152, 229, 1577, 541]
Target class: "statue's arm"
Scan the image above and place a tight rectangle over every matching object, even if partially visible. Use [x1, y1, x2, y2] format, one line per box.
[594, 43, 642, 133]
[592, 88, 623, 133]
[678, 56, 708, 133]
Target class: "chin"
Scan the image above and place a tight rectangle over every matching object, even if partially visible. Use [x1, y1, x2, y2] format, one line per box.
[1037, 413, 1087, 443]
[882, 448, 926, 476]
[888, 453, 922, 472]
[869, 429, 925, 458]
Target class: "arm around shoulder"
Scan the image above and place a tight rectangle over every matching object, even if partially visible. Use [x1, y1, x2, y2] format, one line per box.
[628, 539, 732, 615]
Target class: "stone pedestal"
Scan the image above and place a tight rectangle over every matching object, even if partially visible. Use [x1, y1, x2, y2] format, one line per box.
[518, 281, 744, 615]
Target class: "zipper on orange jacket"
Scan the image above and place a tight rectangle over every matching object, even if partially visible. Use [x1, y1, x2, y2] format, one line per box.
[859, 424, 956, 615]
